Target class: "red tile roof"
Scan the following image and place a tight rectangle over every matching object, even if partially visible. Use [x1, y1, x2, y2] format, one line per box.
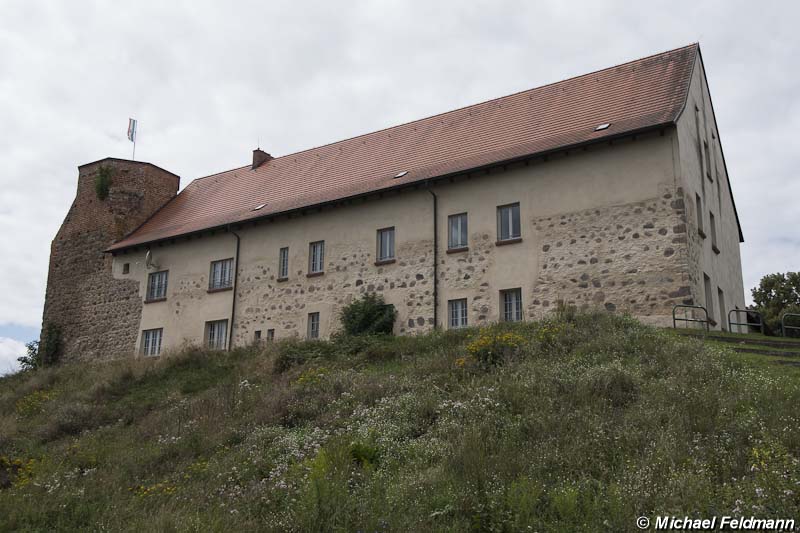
[108, 44, 699, 251]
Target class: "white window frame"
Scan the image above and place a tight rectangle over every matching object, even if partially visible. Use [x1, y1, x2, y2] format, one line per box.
[309, 241, 325, 274]
[278, 247, 289, 279]
[448, 213, 468, 249]
[209, 258, 234, 290]
[141, 328, 163, 356]
[501, 288, 523, 322]
[206, 319, 228, 350]
[497, 203, 521, 241]
[448, 298, 468, 329]
[147, 270, 168, 301]
[307, 312, 320, 339]
[377, 227, 395, 262]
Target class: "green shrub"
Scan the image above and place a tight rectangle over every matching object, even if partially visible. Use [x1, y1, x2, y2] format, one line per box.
[94, 165, 113, 200]
[17, 324, 61, 371]
[465, 327, 527, 367]
[339, 293, 396, 336]
[273, 339, 337, 373]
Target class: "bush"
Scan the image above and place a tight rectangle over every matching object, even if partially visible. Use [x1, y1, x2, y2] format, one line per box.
[17, 324, 61, 371]
[94, 165, 113, 200]
[274, 339, 337, 373]
[339, 293, 396, 336]
[466, 327, 527, 367]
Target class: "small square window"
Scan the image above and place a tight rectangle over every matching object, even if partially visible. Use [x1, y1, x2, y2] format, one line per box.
[254, 330, 262, 341]
[448, 298, 468, 329]
[500, 288, 523, 322]
[448, 213, 468, 249]
[309, 241, 325, 274]
[209, 258, 234, 290]
[266, 329, 275, 341]
[141, 328, 163, 356]
[307, 312, 320, 339]
[146, 270, 168, 301]
[278, 247, 289, 279]
[497, 203, 521, 242]
[122, 263, 130, 275]
[377, 227, 395, 262]
[206, 320, 228, 350]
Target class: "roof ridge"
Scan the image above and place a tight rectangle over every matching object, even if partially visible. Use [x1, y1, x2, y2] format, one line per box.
[266, 43, 699, 163]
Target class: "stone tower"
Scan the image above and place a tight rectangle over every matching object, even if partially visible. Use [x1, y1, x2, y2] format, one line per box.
[41, 158, 179, 362]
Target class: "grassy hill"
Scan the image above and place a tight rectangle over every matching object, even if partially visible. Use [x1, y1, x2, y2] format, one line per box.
[1, 312, 798, 532]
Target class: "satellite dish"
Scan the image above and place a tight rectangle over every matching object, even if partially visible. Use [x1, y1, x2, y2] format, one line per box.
[145, 250, 159, 269]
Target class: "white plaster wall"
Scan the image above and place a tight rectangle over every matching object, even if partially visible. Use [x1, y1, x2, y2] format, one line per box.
[675, 53, 747, 330]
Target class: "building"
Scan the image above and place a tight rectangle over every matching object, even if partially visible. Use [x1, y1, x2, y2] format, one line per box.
[42, 43, 745, 361]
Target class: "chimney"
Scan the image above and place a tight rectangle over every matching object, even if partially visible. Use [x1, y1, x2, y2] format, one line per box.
[252, 148, 273, 169]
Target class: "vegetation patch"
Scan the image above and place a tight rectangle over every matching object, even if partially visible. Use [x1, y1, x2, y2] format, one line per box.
[1, 312, 799, 531]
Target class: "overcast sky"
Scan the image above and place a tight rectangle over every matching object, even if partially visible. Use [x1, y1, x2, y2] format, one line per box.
[1, 1, 798, 374]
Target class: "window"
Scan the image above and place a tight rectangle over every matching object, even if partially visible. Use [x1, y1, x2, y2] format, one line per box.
[695, 194, 705, 237]
[146, 270, 168, 301]
[206, 320, 228, 350]
[501, 288, 522, 322]
[497, 203, 521, 242]
[141, 328, 163, 356]
[703, 274, 714, 321]
[309, 241, 325, 274]
[448, 213, 468, 249]
[709, 212, 719, 253]
[377, 227, 395, 262]
[254, 330, 261, 341]
[704, 141, 712, 179]
[448, 298, 468, 329]
[122, 263, 130, 275]
[209, 258, 234, 290]
[307, 312, 320, 339]
[266, 329, 275, 341]
[278, 247, 289, 279]
[718, 288, 727, 331]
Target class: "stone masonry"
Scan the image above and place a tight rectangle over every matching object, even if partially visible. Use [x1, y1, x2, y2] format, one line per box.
[41, 159, 178, 362]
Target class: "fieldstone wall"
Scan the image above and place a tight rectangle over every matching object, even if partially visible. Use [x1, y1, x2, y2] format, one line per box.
[41, 159, 178, 362]
[233, 238, 436, 343]
[528, 185, 693, 325]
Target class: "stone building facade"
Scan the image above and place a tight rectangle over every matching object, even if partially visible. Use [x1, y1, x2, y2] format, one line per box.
[41, 159, 179, 361]
[42, 44, 747, 360]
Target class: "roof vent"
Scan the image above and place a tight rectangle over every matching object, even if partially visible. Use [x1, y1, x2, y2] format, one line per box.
[252, 148, 273, 169]
[393, 171, 408, 179]
[253, 203, 266, 211]
[594, 123, 611, 131]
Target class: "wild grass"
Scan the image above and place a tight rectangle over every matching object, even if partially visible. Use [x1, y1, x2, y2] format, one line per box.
[0, 312, 798, 532]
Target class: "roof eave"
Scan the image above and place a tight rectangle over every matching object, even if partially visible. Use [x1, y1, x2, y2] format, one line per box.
[105, 122, 676, 254]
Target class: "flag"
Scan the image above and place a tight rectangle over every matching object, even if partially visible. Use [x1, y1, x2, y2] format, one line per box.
[127, 118, 137, 143]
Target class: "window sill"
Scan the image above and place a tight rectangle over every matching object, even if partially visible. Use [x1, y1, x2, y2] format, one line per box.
[276, 277, 288, 282]
[495, 237, 522, 246]
[712, 244, 721, 255]
[446, 246, 469, 254]
[144, 297, 166, 304]
[306, 271, 324, 278]
[374, 258, 396, 266]
[207, 286, 232, 294]
[698, 229, 707, 239]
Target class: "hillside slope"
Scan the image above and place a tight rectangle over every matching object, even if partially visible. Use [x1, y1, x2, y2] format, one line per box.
[1, 313, 799, 532]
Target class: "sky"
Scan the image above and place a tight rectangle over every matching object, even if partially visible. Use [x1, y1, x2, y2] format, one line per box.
[1, 1, 798, 374]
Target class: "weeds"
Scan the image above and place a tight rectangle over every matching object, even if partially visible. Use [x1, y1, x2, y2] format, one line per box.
[0, 312, 799, 531]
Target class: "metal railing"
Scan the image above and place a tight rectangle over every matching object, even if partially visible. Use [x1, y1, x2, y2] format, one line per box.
[672, 305, 710, 331]
[728, 309, 764, 335]
[781, 313, 800, 338]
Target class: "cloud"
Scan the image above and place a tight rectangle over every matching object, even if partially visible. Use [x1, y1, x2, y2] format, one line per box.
[0, 0, 798, 341]
[0, 337, 25, 376]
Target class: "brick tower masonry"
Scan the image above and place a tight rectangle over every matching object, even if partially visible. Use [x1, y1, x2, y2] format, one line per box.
[41, 158, 179, 362]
